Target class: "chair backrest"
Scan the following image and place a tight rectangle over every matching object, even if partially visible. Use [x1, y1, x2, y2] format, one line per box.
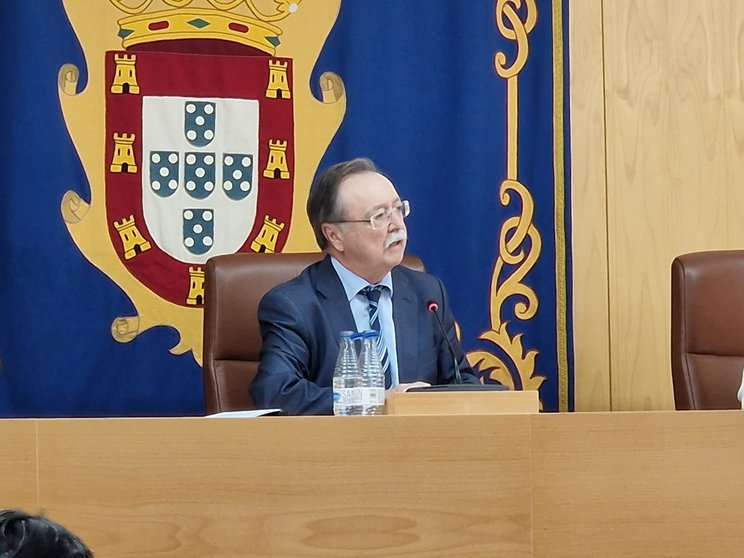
[671, 250, 744, 410]
[202, 252, 425, 414]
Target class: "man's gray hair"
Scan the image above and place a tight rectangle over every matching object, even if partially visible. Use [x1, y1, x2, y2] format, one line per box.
[306, 158, 379, 250]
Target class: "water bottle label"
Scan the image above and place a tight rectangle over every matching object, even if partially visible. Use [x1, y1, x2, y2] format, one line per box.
[359, 387, 385, 406]
[333, 387, 362, 406]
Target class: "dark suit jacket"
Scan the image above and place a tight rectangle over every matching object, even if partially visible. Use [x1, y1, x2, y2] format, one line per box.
[249, 255, 479, 415]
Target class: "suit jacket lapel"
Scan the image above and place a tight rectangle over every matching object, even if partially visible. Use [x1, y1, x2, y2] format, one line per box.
[392, 267, 418, 382]
[313, 255, 357, 335]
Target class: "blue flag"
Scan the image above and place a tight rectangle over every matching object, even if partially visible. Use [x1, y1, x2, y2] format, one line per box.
[0, 0, 572, 416]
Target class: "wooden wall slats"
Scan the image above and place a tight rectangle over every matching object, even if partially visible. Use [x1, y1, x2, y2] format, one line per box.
[571, 1, 744, 410]
[569, 0, 612, 411]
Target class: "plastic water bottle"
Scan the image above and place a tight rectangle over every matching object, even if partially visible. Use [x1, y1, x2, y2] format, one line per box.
[358, 330, 386, 415]
[332, 331, 363, 416]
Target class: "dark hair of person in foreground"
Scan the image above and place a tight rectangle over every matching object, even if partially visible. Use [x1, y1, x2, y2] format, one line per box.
[0, 509, 93, 558]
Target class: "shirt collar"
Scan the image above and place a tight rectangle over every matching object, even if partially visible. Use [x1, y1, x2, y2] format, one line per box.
[330, 256, 394, 302]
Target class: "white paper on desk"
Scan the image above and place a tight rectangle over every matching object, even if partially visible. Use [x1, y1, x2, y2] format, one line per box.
[738, 367, 744, 410]
[206, 409, 283, 418]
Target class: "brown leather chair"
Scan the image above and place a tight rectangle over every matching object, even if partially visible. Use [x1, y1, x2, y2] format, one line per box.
[671, 250, 744, 409]
[202, 252, 425, 414]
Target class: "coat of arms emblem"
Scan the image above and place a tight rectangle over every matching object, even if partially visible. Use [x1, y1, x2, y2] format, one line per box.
[106, 49, 294, 305]
[60, 0, 345, 362]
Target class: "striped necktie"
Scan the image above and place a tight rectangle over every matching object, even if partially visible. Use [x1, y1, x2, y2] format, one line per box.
[361, 285, 391, 387]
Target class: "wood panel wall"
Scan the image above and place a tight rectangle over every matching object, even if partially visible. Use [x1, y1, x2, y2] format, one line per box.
[570, 1, 744, 410]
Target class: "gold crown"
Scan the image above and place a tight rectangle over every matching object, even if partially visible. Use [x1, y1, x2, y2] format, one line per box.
[110, 0, 301, 54]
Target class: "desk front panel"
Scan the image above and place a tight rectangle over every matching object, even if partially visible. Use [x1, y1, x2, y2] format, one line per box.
[531, 411, 744, 558]
[36, 415, 532, 558]
[0, 419, 36, 510]
[6, 411, 743, 557]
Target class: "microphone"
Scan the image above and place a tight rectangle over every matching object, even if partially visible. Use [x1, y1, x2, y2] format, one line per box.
[427, 300, 463, 384]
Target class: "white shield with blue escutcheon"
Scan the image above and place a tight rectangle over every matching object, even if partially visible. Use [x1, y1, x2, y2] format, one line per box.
[142, 96, 258, 264]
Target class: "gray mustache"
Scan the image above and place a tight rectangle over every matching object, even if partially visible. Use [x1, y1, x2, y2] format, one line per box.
[384, 230, 407, 249]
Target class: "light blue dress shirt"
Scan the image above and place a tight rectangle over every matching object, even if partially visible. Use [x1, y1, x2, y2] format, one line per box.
[330, 256, 399, 386]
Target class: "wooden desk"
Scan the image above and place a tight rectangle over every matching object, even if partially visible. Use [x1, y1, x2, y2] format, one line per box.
[0, 420, 37, 511]
[5, 411, 744, 557]
[531, 411, 744, 558]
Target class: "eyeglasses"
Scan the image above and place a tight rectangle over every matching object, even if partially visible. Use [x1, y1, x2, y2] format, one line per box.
[328, 200, 411, 230]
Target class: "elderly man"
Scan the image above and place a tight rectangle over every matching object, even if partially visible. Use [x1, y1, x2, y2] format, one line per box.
[250, 158, 479, 414]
